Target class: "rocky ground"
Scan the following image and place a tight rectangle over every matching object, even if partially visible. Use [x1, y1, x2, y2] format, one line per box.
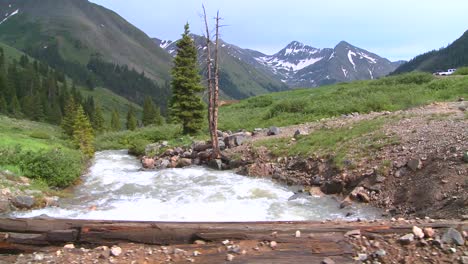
[142, 101, 467, 219]
[0, 171, 59, 215]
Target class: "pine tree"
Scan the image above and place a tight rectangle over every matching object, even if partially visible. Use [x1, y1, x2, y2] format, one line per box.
[0, 95, 7, 114]
[110, 109, 121, 131]
[170, 23, 205, 134]
[126, 106, 138, 131]
[91, 103, 106, 133]
[61, 97, 77, 137]
[9, 95, 21, 117]
[72, 105, 95, 158]
[142, 97, 164, 126]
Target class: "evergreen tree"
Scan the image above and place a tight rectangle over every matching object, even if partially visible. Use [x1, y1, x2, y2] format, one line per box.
[91, 103, 106, 133]
[170, 23, 205, 134]
[110, 109, 121, 131]
[126, 106, 137, 131]
[72, 105, 95, 158]
[9, 95, 21, 117]
[142, 96, 162, 126]
[47, 101, 63, 124]
[61, 97, 77, 137]
[0, 95, 7, 114]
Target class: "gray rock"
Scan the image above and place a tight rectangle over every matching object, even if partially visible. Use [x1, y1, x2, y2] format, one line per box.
[224, 133, 248, 148]
[192, 141, 211, 152]
[460, 256, 468, 264]
[373, 249, 386, 258]
[177, 158, 192, 168]
[310, 175, 322, 186]
[442, 228, 465, 246]
[218, 139, 226, 150]
[293, 129, 308, 138]
[375, 176, 386, 183]
[357, 253, 367, 261]
[160, 159, 170, 169]
[12, 195, 35, 209]
[208, 159, 223, 170]
[407, 158, 422, 171]
[399, 233, 414, 245]
[267, 126, 280, 136]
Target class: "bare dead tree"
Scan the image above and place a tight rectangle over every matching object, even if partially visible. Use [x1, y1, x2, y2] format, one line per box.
[202, 6, 220, 159]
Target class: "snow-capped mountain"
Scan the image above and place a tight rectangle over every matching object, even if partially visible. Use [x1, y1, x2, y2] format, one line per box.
[154, 36, 403, 90]
[152, 35, 289, 99]
[252, 41, 402, 87]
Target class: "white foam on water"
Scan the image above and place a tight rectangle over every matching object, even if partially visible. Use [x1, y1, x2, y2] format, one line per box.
[12, 150, 383, 221]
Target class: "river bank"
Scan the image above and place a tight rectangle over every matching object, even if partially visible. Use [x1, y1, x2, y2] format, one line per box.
[142, 101, 468, 220]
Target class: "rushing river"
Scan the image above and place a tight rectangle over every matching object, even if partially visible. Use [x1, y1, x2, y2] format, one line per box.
[12, 150, 383, 221]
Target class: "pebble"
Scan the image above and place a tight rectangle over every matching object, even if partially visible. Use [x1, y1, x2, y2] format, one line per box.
[357, 253, 368, 261]
[34, 253, 44, 261]
[399, 233, 414, 245]
[412, 226, 424, 239]
[295, 230, 301, 238]
[64, 243, 75, 249]
[423, 227, 435, 238]
[226, 254, 234, 261]
[193, 251, 201, 257]
[270, 241, 277, 249]
[461, 256, 468, 264]
[321, 257, 335, 264]
[110, 246, 122, 257]
[194, 240, 206, 245]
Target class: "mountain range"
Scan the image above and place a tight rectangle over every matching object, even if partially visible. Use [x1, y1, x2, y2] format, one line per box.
[156, 36, 404, 88]
[2, 0, 447, 108]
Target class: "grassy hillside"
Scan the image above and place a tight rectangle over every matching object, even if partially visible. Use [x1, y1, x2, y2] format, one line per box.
[0, 0, 171, 108]
[218, 73, 468, 131]
[0, 40, 141, 125]
[393, 30, 468, 74]
[0, 0, 171, 82]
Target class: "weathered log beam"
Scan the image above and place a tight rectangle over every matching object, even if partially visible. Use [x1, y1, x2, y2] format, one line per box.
[0, 218, 466, 248]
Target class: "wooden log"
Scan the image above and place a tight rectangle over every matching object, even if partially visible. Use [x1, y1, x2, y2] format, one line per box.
[0, 218, 465, 248]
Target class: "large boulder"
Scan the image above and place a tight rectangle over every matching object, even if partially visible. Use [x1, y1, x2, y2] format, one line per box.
[224, 133, 250, 148]
[141, 157, 155, 169]
[0, 199, 10, 213]
[12, 195, 35, 209]
[208, 159, 223, 170]
[192, 141, 211, 152]
[177, 158, 192, 168]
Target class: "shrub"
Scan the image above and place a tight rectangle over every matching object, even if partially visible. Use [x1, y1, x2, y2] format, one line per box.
[246, 96, 273, 108]
[128, 138, 151, 156]
[20, 149, 83, 188]
[372, 72, 434, 85]
[454, 67, 468, 75]
[29, 131, 51, 140]
[266, 98, 308, 119]
[0, 145, 23, 165]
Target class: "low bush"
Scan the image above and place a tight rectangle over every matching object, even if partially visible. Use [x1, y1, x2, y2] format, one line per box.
[20, 149, 84, 188]
[372, 72, 434, 85]
[29, 131, 51, 140]
[128, 138, 151, 156]
[454, 67, 468, 75]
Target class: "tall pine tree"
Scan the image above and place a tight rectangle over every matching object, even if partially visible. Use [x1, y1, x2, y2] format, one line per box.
[91, 103, 106, 133]
[126, 105, 137, 131]
[110, 109, 121, 131]
[170, 23, 205, 134]
[142, 96, 163, 126]
[61, 97, 77, 137]
[72, 105, 95, 158]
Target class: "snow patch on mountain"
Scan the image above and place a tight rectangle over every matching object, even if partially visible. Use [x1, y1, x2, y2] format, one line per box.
[159, 40, 172, 49]
[348, 50, 356, 70]
[257, 56, 323, 72]
[0, 9, 19, 25]
[368, 69, 374, 79]
[359, 52, 377, 64]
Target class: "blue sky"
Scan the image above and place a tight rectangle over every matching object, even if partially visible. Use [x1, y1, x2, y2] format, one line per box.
[90, 0, 468, 61]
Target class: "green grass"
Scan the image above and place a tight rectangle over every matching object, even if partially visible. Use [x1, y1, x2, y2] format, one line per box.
[0, 115, 73, 151]
[254, 117, 400, 169]
[454, 67, 468, 75]
[219, 72, 468, 131]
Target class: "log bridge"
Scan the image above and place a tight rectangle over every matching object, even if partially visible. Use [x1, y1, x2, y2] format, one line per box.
[0, 218, 466, 263]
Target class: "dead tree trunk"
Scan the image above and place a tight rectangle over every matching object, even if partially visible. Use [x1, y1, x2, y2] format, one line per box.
[203, 7, 221, 159]
[211, 12, 221, 159]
